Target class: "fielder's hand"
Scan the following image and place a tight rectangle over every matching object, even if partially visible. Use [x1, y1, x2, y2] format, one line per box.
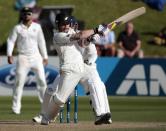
[43, 59, 48, 66]
[8, 56, 13, 64]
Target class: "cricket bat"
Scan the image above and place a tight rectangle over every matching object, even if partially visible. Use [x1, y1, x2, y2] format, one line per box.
[108, 7, 146, 30]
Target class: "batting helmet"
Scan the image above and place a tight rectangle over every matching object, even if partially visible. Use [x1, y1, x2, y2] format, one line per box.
[67, 16, 78, 27]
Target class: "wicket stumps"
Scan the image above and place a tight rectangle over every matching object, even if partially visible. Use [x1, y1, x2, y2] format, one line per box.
[60, 86, 78, 123]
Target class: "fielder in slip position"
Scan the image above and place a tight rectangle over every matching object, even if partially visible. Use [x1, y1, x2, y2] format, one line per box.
[7, 7, 48, 114]
[32, 13, 112, 125]
[33, 15, 112, 125]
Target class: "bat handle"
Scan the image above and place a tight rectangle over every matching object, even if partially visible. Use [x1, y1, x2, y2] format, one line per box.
[108, 21, 122, 30]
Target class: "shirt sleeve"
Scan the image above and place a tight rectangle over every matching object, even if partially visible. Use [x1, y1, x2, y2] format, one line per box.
[53, 32, 72, 45]
[7, 26, 17, 56]
[37, 25, 48, 59]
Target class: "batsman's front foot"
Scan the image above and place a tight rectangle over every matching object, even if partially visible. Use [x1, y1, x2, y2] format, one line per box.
[41, 116, 50, 125]
[32, 114, 43, 124]
[94, 113, 112, 125]
[33, 113, 59, 124]
[12, 109, 20, 115]
[50, 113, 59, 123]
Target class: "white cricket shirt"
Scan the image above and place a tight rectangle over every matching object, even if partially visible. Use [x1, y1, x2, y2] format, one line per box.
[53, 28, 84, 67]
[7, 22, 48, 59]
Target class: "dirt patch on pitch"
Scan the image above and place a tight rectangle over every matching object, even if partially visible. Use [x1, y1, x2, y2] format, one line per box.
[0, 121, 166, 131]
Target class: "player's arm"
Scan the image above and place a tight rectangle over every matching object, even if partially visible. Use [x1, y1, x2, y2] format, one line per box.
[71, 29, 95, 40]
[71, 24, 108, 41]
[54, 30, 94, 46]
[37, 25, 48, 65]
[53, 32, 72, 45]
[7, 26, 17, 64]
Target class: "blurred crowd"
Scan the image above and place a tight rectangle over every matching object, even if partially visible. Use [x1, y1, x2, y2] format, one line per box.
[93, 22, 144, 58]
[13, 0, 145, 59]
[133, 0, 166, 11]
[14, 0, 41, 23]
[16, 0, 166, 58]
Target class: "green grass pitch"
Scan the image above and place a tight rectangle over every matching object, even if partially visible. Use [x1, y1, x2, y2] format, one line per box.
[0, 96, 166, 131]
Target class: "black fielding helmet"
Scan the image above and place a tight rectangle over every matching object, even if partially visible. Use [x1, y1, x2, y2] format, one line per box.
[55, 13, 70, 27]
[20, 7, 33, 21]
[21, 7, 33, 13]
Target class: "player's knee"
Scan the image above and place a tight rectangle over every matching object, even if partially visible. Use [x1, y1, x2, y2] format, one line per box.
[53, 94, 65, 106]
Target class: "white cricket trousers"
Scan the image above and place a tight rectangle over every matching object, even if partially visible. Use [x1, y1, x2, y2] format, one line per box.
[80, 64, 110, 116]
[54, 63, 85, 104]
[12, 54, 47, 114]
[44, 63, 85, 120]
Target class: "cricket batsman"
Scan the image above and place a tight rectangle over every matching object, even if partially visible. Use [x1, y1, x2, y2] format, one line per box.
[33, 15, 112, 125]
[33, 13, 111, 125]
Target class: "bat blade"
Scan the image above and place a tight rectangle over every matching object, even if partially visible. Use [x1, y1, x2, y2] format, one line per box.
[108, 7, 146, 30]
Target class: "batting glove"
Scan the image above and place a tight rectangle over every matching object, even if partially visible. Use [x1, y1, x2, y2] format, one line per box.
[94, 24, 109, 36]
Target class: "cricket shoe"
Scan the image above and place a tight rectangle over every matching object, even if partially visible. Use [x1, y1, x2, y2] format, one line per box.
[50, 113, 59, 123]
[33, 113, 59, 124]
[94, 113, 112, 125]
[32, 114, 43, 124]
[41, 116, 50, 125]
[105, 118, 113, 124]
[12, 109, 20, 115]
